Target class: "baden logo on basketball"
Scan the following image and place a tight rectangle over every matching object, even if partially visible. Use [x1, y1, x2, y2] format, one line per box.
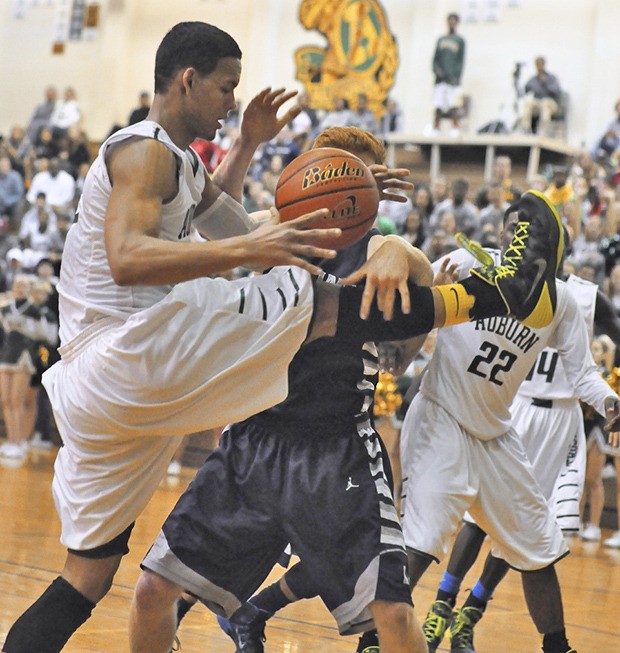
[301, 161, 366, 189]
[275, 147, 379, 250]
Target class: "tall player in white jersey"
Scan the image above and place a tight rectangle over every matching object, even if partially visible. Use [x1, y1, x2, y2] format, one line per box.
[421, 233, 620, 653]
[3, 21, 564, 653]
[398, 208, 620, 653]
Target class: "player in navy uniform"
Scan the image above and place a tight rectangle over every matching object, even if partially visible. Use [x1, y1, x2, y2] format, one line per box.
[2, 22, 563, 653]
[130, 127, 430, 653]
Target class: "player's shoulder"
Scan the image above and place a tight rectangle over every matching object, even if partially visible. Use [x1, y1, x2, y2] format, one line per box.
[565, 273, 597, 289]
[555, 280, 582, 315]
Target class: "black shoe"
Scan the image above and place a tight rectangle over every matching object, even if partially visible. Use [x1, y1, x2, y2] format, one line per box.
[217, 602, 271, 653]
[471, 190, 563, 328]
[448, 606, 483, 652]
[356, 629, 379, 653]
[423, 600, 453, 652]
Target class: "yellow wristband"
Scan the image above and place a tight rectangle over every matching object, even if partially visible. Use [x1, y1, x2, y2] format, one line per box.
[435, 283, 475, 326]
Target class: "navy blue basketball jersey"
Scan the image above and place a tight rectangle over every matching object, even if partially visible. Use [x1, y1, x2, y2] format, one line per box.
[247, 230, 381, 438]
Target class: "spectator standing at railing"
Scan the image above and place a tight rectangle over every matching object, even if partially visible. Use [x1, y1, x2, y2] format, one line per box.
[429, 13, 466, 136]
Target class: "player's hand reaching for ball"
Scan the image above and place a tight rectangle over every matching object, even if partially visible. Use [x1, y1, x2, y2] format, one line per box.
[604, 396, 620, 447]
[341, 236, 428, 321]
[368, 164, 414, 203]
[239, 87, 302, 146]
[242, 208, 339, 275]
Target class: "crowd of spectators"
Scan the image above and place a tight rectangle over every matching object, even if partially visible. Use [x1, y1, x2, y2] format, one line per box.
[2, 82, 620, 471]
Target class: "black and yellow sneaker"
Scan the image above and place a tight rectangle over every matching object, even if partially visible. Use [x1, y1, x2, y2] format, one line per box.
[423, 599, 454, 652]
[356, 629, 379, 653]
[448, 606, 483, 653]
[471, 190, 563, 328]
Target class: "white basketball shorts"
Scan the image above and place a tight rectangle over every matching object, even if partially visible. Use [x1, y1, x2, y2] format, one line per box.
[43, 266, 314, 550]
[399, 394, 568, 571]
[512, 395, 585, 533]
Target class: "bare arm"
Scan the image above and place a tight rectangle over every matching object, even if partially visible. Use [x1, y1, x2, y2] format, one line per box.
[104, 138, 339, 286]
[210, 88, 301, 203]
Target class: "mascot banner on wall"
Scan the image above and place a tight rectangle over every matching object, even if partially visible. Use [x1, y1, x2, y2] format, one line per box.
[295, 0, 399, 118]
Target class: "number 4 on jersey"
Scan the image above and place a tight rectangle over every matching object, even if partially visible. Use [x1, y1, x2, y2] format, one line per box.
[525, 350, 558, 383]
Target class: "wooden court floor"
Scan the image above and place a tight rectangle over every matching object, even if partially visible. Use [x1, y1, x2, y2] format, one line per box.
[1, 447, 620, 652]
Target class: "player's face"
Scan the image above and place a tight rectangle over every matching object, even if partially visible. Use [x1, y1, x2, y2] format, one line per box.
[190, 57, 240, 140]
[500, 212, 518, 253]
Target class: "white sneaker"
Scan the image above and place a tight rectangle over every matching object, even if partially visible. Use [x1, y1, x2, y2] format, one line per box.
[167, 460, 182, 476]
[449, 127, 461, 137]
[30, 432, 54, 450]
[0, 441, 28, 466]
[1, 441, 27, 458]
[603, 530, 620, 548]
[602, 463, 617, 480]
[580, 523, 602, 541]
[423, 123, 440, 137]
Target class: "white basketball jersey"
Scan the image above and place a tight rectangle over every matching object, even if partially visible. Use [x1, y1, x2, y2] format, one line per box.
[421, 249, 608, 440]
[58, 121, 206, 345]
[518, 274, 598, 402]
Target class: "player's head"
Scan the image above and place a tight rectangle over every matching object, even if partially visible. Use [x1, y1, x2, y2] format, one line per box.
[447, 13, 459, 30]
[559, 225, 572, 279]
[501, 192, 565, 277]
[154, 22, 242, 94]
[312, 126, 386, 166]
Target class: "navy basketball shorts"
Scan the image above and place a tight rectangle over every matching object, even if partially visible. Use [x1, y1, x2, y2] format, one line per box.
[141, 419, 412, 635]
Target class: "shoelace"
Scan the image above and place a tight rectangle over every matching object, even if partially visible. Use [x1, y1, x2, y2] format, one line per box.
[496, 221, 528, 279]
[423, 609, 449, 640]
[450, 610, 476, 647]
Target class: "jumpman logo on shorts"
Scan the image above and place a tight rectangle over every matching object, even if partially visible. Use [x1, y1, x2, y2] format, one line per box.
[346, 477, 360, 491]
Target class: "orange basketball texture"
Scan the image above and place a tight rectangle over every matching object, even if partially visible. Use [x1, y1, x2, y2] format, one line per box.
[275, 147, 380, 250]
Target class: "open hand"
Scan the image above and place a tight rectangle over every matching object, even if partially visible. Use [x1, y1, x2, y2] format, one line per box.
[368, 164, 414, 203]
[239, 87, 302, 146]
[243, 208, 339, 275]
[340, 238, 411, 320]
[605, 396, 620, 447]
[434, 258, 459, 286]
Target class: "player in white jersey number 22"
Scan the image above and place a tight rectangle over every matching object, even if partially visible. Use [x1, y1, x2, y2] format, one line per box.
[399, 211, 620, 653]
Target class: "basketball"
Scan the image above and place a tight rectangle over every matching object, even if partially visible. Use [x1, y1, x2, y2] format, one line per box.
[275, 147, 380, 250]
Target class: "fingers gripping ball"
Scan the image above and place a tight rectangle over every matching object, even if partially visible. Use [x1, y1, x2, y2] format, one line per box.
[275, 147, 380, 250]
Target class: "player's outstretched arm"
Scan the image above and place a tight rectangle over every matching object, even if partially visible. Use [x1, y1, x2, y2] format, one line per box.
[105, 138, 339, 284]
[193, 88, 303, 239]
[212, 87, 301, 202]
